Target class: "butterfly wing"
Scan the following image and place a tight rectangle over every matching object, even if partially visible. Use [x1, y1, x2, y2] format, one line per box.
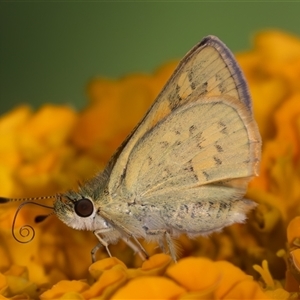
[106, 35, 261, 199]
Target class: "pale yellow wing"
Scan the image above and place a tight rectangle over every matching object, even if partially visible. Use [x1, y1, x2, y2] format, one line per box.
[106, 35, 261, 198]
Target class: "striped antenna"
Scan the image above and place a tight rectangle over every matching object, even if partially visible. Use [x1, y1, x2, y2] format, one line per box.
[0, 195, 56, 203]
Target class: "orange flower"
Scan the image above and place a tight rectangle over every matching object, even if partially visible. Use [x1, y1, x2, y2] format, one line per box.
[240, 33, 300, 248]
[2, 29, 300, 298]
[166, 257, 269, 299]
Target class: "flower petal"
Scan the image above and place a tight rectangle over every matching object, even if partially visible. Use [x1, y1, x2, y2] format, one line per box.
[166, 257, 220, 292]
[111, 276, 186, 299]
[82, 268, 127, 299]
[88, 257, 127, 280]
[223, 280, 270, 299]
[40, 280, 89, 300]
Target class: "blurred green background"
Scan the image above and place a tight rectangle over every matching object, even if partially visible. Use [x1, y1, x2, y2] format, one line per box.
[1, 2, 300, 115]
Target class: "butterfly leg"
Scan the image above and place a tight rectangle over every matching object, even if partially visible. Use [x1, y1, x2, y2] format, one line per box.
[145, 228, 178, 262]
[91, 242, 105, 263]
[121, 236, 149, 261]
[98, 210, 149, 259]
[93, 230, 113, 261]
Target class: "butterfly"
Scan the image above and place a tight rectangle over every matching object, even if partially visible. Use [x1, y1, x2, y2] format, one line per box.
[0, 35, 261, 262]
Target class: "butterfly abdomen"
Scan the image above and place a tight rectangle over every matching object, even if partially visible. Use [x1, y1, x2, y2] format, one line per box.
[160, 198, 256, 237]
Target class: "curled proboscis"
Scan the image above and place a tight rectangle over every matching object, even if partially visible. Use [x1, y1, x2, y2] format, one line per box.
[12, 201, 54, 243]
[13, 224, 35, 243]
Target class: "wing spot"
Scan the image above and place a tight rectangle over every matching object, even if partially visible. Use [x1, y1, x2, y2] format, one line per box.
[189, 125, 196, 135]
[148, 156, 153, 165]
[163, 167, 172, 178]
[188, 70, 194, 82]
[215, 74, 227, 93]
[160, 141, 169, 148]
[218, 121, 228, 134]
[216, 73, 222, 81]
[197, 133, 204, 149]
[202, 171, 209, 181]
[215, 144, 223, 152]
[183, 162, 198, 181]
[199, 82, 208, 95]
[184, 164, 193, 172]
[196, 131, 202, 139]
[218, 121, 226, 128]
[217, 81, 226, 93]
[214, 156, 222, 165]
[221, 127, 228, 134]
[169, 85, 182, 110]
[196, 132, 204, 149]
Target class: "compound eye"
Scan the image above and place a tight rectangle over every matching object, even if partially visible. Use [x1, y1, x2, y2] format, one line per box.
[74, 198, 94, 217]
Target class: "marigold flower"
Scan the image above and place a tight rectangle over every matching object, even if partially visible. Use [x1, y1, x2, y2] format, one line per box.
[2, 29, 300, 299]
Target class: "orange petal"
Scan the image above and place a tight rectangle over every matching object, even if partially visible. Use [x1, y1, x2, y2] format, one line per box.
[4, 265, 28, 278]
[0, 273, 8, 294]
[223, 279, 270, 299]
[5, 275, 38, 299]
[60, 292, 85, 300]
[178, 289, 215, 300]
[213, 261, 251, 298]
[40, 280, 89, 300]
[249, 78, 287, 141]
[142, 254, 172, 271]
[274, 93, 300, 158]
[254, 30, 300, 76]
[0, 105, 32, 133]
[126, 253, 172, 279]
[290, 249, 300, 272]
[82, 268, 127, 299]
[88, 257, 127, 280]
[265, 288, 290, 299]
[287, 216, 300, 245]
[166, 257, 220, 291]
[111, 276, 186, 299]
[19, 105, 77, 161]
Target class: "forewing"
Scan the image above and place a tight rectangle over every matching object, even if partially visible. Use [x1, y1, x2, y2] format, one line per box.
[106, 35, 261, 197]
[122, 96, 260, 199]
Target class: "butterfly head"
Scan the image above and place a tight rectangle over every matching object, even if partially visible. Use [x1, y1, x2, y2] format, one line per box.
[0, 191, 106, 244]
[54, 191, 99, 231]
[0, 171, 111, 243]
[54, 172, 112, 231]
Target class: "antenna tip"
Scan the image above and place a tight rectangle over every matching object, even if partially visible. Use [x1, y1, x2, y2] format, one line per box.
[0, 197, 10, 203]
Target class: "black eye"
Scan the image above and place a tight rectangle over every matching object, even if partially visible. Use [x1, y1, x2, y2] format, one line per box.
[74, 198, 94, 218]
